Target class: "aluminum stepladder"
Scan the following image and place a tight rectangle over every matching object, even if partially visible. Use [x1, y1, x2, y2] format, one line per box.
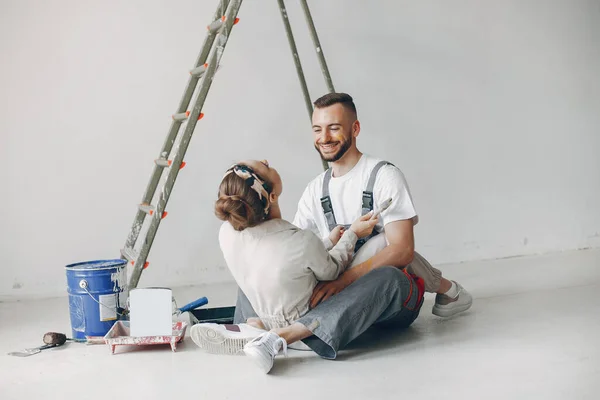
[121, 0, 337, 296]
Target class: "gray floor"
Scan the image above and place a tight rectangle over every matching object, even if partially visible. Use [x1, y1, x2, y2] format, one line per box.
[1, 249, 599, 400]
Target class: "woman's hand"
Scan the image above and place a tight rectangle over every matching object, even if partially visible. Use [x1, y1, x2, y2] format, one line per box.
[349, 212, 379, 238]
[328, 225, 345, 246]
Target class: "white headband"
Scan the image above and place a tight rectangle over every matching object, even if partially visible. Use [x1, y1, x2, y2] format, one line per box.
[223, 164, 271, 215]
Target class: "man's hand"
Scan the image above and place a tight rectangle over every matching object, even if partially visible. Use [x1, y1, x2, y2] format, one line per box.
[328, 225, 345, 247]
[310, 275, 351, 309]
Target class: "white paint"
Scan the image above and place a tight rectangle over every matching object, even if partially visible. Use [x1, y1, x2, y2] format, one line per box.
[68, 296, 85, 332]
[129, 288, 173, 337]
[1, 249, 599, 399]
[1, 0, 599, 299]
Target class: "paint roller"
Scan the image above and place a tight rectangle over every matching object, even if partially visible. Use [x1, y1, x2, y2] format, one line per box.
[43, 332, 87, 345]
[8, 332, 86, 357]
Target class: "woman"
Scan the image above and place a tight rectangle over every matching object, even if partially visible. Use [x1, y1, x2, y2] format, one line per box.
[190, 160, 422, 373]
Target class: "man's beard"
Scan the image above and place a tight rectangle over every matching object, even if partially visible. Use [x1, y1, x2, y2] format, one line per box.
[314, 139, 352, 162]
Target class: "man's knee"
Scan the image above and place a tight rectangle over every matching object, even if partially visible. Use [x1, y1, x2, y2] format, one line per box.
[405, 252, 443, 292]
[363, 267, 413, 299]
[367, 266, 406, 284]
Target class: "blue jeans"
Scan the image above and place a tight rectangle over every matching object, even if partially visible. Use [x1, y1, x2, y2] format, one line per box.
[234, 266, 423, 359]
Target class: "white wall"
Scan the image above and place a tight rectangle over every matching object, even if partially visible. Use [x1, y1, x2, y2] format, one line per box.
[1, 0, 599, 300]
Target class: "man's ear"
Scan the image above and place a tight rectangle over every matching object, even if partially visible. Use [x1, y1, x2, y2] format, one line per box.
[352, 120, 361, 138]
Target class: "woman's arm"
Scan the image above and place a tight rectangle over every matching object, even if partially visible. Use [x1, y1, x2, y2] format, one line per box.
[304, 213, 378, 281]
[304, 229, 358, 281]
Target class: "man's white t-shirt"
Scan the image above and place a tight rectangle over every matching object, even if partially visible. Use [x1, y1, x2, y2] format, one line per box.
[292, 154, 419, 265]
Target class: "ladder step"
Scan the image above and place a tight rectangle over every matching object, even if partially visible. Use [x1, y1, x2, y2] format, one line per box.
[138, 203, 168, 219]
[207, 17, 223, 33]
[121, 247, 138, 263]
[121, 248, 150, 269]
[207, 16, 239, 33]
[121, 248, 150, 270]
[172, 111, 205, 121]
[154, 158, 187, 170]
[190, 63, 222, 77]
[154, 158, 170, 168]
[190, 63, 208, 77]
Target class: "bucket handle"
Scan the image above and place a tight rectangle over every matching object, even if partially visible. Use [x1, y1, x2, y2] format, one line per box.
[79, 280, 126, 317]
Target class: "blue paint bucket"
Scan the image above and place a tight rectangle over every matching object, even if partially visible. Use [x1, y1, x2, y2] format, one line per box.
[65, 259, 128, 339]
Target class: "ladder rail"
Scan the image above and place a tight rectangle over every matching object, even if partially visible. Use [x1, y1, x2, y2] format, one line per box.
[299, 0, 335, 93]
[277, 0, 328, 171]
[277, 0, 313, 122]
[124, 0, 232, 250]
[128, 0, 244, 289]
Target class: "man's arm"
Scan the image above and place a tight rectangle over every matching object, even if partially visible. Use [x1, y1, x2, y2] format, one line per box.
[344, 219, 414, 282]
[310, 219, 415, 308]
[343, 164, 418, 277]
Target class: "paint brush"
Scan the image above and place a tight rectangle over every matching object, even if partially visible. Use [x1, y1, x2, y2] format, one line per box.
[173, 296, 209, 317]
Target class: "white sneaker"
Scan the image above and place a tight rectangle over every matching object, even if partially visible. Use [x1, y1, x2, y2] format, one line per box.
[243, 331, 287, 374]
[190, 323, 265, 355]
[288, 340, 312, 351]
[432, 281, 473, 317]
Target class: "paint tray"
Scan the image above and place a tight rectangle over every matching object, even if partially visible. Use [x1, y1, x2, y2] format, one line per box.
[104, 320, 187, 354]
[190, 306, 235, 324]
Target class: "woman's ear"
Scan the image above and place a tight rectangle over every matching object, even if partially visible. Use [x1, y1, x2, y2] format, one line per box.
[269, 192, 278, 204]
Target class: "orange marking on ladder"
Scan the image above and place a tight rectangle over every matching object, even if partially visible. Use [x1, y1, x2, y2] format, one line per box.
[221, 16, 226, 22]
[161, 211, 168, 219]
[181, 111, 202, 120]
[148, 210, 154, 216]
[167, 160, 173, 166]
[204, 63, 208, 68]
[234, 18, 240, 25]
[180, 161, 186, 170]
[131, 259, 149, 269]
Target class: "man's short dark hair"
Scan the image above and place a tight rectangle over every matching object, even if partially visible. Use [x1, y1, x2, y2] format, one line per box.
[313, 92, 357, 118]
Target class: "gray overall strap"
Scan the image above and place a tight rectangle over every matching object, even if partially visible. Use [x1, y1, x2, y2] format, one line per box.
[320, 168, 338, 232]
[354, 160, 393, 253]
[361, 161, 392, 216]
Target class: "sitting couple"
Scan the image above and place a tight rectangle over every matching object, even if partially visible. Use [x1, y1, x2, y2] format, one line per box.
[190, 93, 473, 373]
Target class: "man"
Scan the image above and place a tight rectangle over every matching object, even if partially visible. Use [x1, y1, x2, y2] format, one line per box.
[293, 92, 472, 317]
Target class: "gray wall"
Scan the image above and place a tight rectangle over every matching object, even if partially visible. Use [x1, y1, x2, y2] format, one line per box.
[1, 0, 599, 299]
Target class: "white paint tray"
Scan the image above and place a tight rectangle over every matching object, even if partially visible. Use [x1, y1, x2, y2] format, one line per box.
[103, 320, 187, 354]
